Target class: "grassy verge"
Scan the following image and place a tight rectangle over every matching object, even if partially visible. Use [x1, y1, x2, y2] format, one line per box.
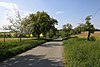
[63, 38, 100, 67]
[0, 38, 52, 62]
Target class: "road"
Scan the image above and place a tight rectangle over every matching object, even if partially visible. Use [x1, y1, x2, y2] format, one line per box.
[0, 40, 64, 67]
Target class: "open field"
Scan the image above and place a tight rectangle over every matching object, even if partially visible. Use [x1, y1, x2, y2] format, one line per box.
[0, 38, 32, 42]
[75, 31, 100, 40]
[63, 38, 100, 67]
[78, 31, 100, 36]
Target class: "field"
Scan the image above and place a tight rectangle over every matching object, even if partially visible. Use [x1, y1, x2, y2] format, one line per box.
[75, 31, 100, 40]
[0, 38, 47, 62]
[63, 38, 100, 67]
[0, 38, 31, 42]
[63, 31, 100, 67]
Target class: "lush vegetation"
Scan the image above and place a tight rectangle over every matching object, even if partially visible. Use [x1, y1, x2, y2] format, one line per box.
[0, 38, 51, 62]
[4, 11, 58, 39]
[60, 16, 95, 40]
[0, 11, 58, 62]
[63, 37, 100, 67]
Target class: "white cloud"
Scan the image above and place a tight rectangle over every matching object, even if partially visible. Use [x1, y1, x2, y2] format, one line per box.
[0, 2, 18, 15]
[55, 11, 64, 15]
[0, 2, 18, 10]
[0, 1, 34, 28]
[0, 2, 33, 18]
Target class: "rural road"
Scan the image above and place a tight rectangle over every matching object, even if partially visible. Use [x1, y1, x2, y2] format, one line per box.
[0, 40, 64, 67]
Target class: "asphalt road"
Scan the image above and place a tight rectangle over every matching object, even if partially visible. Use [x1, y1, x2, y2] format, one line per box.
[0, 40, 64, 67]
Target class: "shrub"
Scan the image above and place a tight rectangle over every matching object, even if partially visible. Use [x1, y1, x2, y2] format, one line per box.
[89, 36, 96, 41]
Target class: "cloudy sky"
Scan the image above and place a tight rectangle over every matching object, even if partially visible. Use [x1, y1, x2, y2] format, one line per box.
[0, 0, 100, 30]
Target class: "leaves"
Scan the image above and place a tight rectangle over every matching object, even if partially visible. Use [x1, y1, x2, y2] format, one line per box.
[22, 11, 58, 39]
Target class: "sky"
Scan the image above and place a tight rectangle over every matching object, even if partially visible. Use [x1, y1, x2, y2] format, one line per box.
[0, 0, 100, 30]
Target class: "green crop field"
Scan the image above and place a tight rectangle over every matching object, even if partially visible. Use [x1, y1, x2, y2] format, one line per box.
[63, 37, 100, 67]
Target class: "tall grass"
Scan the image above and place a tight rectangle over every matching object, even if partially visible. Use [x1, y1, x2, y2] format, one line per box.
[63, 38, 100, 67]
[0, 38, 51, 62]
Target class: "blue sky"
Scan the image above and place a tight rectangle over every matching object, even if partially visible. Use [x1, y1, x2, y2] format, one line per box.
[0, 0, 100, 29]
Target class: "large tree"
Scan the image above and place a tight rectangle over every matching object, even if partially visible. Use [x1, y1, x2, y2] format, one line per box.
[22, 11, 58, 39]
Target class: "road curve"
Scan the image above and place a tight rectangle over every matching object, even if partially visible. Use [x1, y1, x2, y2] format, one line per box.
[0, 40, 64, 67]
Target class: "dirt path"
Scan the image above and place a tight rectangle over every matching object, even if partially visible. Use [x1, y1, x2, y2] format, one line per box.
[0, 40, 64, 67]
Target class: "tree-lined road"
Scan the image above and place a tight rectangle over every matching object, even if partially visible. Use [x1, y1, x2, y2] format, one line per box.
[0, 40, 64, 67]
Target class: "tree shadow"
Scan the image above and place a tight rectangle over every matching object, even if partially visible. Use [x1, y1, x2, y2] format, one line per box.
[0, 54, 63, 67]
[40, 41, 62, 48]
[62, 36, 78, 40]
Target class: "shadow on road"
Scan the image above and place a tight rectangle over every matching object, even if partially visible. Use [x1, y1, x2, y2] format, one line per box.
[40, 40, 62, 48]
[0, 54, 63, 67]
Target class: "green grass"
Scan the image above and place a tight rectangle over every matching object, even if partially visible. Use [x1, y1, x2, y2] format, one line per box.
[63, 38, 100, 67]
[0, 38, 31, 42]
[0, 38, 51, 62]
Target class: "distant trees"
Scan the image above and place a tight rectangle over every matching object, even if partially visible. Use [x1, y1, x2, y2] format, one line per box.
[60, 15, 95, 40]
[73, 23, 86, 34]
[61, 23, 73, 38]
[4, 10, 95, 40]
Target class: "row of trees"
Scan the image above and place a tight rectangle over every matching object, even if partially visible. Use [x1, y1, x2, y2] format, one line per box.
[61, 16, 95, 40]
[3, 10, 95, 40]
[3, 11, 58, 40]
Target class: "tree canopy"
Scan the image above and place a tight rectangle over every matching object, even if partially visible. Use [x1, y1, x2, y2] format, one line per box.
[22, 11, 58, 39]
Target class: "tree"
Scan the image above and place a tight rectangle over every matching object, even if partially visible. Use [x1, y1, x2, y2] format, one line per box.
[85, 16, 95, 40]
[46, 29, 54, 38]
[21, 17, 32, 37]
[73, 23, 86, 34]
[22, 11, 58, 39]
[6, 10, 23, 41]
[61, 23, 73, 37]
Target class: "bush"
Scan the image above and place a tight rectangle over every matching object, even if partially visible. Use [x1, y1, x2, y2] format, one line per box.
[89, 36, 96, 41]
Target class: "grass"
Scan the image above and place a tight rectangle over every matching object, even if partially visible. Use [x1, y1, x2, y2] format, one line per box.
[63, 37, 100, 67]
[0, 38, 31, 42]
[0, 38, 51, 62]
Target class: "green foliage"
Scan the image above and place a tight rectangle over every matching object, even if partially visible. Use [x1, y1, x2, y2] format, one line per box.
[61, 23, 73, 38]
[74, 24, 86, 34]
[85, 16, 95, 40]
[22, 11, 58, 39]
[0, 39, 46, 61]
[46, 28, 58, 38]
[63, 38, 100, 67]
[89, 36, 96, 41]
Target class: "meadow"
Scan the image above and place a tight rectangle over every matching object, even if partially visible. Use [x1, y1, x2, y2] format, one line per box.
[0, 38, 50, 62]
[63, 33, 100, 67]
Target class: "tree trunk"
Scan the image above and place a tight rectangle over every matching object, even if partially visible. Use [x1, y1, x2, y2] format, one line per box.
[87, 31, 90, 40]
[19, 34, 21, 42]
[28, 34, 30, 38]
[37, 34, 40, 39]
